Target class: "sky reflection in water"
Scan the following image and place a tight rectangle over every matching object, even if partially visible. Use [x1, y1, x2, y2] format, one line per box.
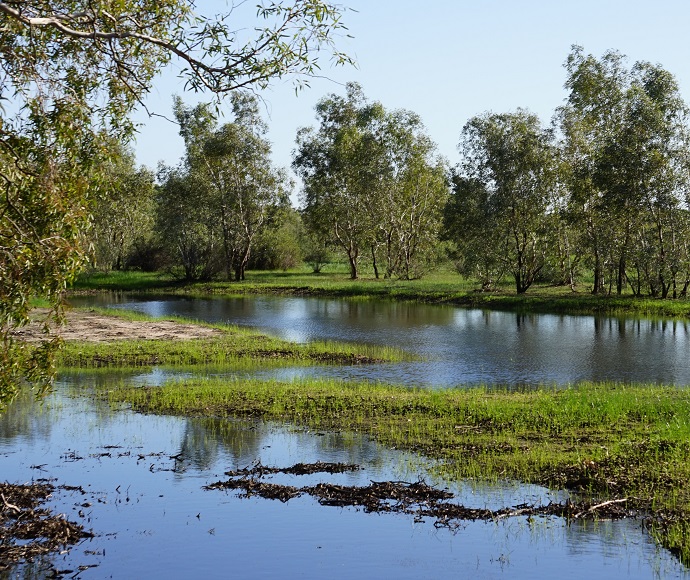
[70, 293, 690, 387]
[2, 383, 686, 579]
[4, 294, 688, 576]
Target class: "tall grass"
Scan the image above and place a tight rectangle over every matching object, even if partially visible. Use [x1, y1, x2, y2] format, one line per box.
[72, 270, 176, 291]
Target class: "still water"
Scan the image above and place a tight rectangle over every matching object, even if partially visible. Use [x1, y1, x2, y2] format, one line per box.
[2, 383, 685, 579]
[4, 293, 690, 577]
[71, 293, 690, 386]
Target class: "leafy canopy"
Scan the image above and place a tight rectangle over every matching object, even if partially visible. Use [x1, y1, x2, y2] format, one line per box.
[0, 0, 353, 409]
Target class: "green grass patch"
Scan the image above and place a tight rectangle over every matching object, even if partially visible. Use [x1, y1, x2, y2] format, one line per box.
[73, 270, 176, 291]
[72, 269, 690, 319]
[58, 309, 409, 368]
[29, 297, 53, 309]
[108, 378, 690, 564]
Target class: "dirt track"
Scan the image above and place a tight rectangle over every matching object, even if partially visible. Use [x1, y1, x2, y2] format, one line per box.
[13, 309, 223, 343]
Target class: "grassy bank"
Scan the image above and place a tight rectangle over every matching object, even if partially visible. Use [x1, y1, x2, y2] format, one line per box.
[109, 378, 690, 564]
[58, 310, 408, 368]
[72, 269, 690, 319]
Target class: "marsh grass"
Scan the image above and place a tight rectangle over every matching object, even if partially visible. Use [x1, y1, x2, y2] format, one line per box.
[58, 309, 409, 368]
[109, 378, 690, 564]
[72, 270, 175, 291]
[73, 270, 690, 318]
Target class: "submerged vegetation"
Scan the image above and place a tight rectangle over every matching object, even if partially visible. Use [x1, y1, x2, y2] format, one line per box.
[0, 482, 92, 570]
[109, 378, 690, 564]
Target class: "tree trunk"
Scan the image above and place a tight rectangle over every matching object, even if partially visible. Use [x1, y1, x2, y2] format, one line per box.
[672, 274, 678, 299]
[371, 245, 379, 279]
[348, 254, 358, 279]
[616, 254, 625, 295]
[592, 250, 604, 294]
[234, 244, 251, 281]
[514, 267, 525, 294]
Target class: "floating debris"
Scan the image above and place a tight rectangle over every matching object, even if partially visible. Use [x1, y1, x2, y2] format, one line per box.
[224, 460, 360, 478]
[205, 462, 638, 527]
[0, 482, 93, 570]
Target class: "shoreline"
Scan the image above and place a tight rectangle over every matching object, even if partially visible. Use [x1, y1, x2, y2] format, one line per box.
[69, 271, 690, 320]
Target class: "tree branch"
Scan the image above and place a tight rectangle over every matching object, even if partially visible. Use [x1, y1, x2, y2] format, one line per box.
[0, 1, 351, 94]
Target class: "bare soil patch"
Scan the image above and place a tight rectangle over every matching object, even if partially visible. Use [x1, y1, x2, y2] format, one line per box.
[14, 309, 223, 343]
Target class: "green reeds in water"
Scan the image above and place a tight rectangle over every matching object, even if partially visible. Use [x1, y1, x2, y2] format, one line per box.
[59, 336, 408, 368]
[109, 378, 690, 565]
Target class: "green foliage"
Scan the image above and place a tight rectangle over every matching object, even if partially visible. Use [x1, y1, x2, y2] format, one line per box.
[0, 0, 353, 408]
[558, 46, 690, 297]
[89, 142, 157, 272]
[250, 207, 305, 271]
[445, 46, 690, 298]
[294, 83, 384, 279]
[444, 175, 508, 290]
[156, 163, 225, 281]
[451, 110, 557, 293]
[294, 82, 449, 280]
[158, 94, 291, 281]
[299, 226, 335, 273]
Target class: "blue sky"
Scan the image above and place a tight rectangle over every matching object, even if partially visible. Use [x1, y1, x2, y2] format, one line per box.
[132, 0, 690, 200]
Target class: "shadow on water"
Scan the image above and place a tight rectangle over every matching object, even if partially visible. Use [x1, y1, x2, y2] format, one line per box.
[70, 293, 690, 387]
[2, 374, 688, 578]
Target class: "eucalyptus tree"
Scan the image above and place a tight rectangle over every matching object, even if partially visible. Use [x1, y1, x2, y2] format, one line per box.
[454, 110, 557, 294]
[300, 227, 335, 273]
[556, 47, 629, 294]
[444, 174, 509, 291]
[156, 164, 223, 281]
[294, 83, 448, 280]
[294, 83, 386, 279]
[557, 47, 690, 296]
[617, 62, 690, 297]
[163, 94, 290, 281]
[89, 144, 156, 272]
[0, 1, 352, 407]
[251, 206, 304, 271]
[376, 110, 449, 279]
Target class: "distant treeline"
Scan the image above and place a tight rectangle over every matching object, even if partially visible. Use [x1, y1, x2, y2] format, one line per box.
[89, 46, 690, 297]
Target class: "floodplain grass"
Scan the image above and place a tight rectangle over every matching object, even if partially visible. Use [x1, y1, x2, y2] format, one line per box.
[72, 268, 690, 319]
[108, 378, 690, 565]
[57, 309, 410, 368]
[72, 270, 175, 291]
[29, 297, 52, 309]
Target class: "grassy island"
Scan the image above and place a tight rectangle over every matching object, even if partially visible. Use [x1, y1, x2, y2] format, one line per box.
[108, 378, 690, 564]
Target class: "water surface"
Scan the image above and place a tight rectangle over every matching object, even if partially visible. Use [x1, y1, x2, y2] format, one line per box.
[70, 294, 690, 386]
[6, 293, 687, 577]
[2, 382, 685, 579]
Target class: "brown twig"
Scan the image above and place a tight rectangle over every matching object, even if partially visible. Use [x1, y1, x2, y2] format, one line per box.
[1, 492, 21, 514]
[574, 497, 628, 519]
